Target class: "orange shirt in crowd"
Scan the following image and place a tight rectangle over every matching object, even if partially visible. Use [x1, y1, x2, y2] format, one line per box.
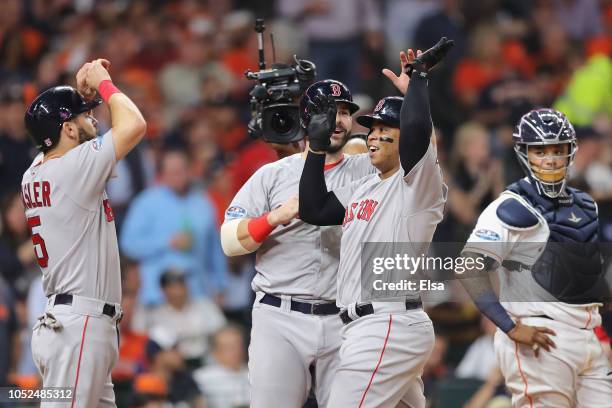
[112, 330, 149, 382]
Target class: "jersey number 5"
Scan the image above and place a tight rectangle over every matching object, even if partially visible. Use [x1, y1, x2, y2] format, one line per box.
[27, 216, 49, 267]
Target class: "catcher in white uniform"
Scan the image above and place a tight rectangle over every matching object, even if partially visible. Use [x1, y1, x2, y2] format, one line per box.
[460, 108, 612, 407]
[23, 60, 146, 407]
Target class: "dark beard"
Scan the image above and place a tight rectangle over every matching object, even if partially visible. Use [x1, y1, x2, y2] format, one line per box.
[78, 126, 96, 144]
[327, 130, 350, 154]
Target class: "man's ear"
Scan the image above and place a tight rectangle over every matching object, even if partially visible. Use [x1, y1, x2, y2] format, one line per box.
[61, 121, 77, 141]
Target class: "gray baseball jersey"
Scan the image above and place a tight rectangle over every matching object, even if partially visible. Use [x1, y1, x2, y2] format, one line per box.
[21, 131, 121, 304]
[333, 142, 447, 307]
[224, 153, 375, 301]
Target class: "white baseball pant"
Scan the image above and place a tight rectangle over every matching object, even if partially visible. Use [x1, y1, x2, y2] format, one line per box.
[495, 316, 612, 407]
[31, 295, 122, 408]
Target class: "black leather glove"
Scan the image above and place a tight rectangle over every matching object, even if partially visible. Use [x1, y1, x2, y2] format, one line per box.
[307, 94, 337, 152]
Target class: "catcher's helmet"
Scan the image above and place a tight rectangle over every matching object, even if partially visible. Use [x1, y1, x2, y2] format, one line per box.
[24, 86, 101, 152]
[356, 96, 403, 129]
[513, 108, 577, 198]
[299, 79, 359, 128]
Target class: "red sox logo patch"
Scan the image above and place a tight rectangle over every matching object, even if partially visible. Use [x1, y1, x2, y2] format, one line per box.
[374, 99, 385, 113]
[330, 84, 342, 97]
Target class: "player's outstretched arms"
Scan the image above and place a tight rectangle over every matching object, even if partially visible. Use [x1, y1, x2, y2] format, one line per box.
[221, 196, 299, 256]
[458, 251, 556, 356]
[80, 59, 146, 161]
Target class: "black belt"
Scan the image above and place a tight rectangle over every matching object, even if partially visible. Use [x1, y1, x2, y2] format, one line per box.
[260, 294, 340, 315]
[54, 294, 117, 318]
[340, 300, 422, 325]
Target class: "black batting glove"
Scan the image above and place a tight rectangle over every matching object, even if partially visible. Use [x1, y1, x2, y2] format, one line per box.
[405, 37, 454, 78]
[307, 95, 337, 152]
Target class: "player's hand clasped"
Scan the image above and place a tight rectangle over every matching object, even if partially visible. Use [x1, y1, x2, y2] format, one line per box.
[76, 59, 112, 100]
[268, 196, 299, 227]
[507, 320, 556, 357]
[307, 94, 337, 153]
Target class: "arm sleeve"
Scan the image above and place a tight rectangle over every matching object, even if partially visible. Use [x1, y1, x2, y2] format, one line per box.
[400, 75, 433, 176]
[59, 130, 117, 210]
[120, 193, 170, 259]
[299, 151, 346, 226]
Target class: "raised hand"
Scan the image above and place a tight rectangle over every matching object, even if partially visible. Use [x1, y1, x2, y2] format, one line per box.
[85, 59, 113, 91]
[307, 94, 337, 152]
[76, 62, 96, 101]
[382, 48, 422, 95]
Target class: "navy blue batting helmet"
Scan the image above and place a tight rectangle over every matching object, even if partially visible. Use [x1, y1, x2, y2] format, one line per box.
[24, 86, 101, 152]
[513, 108, 577, 198]
[356, 96, 403, 129]
[300, 80, 359, 128]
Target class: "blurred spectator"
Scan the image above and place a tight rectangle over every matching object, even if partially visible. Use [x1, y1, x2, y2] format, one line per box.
[151, 268, 227, 368]
[121, 148, 228, 305]
[444, 123, 504, 241]
[453, 24, 513, 110]
[455, 317, 497, 380]
[463, 367, 509, 408]
[16, 275, 44, 379]
[113, 278, 149, 407]
[0, 274, 17, 387]
[0, 85, 37, 197]
[131, 372, 170, 407]
[219, 10, 259, 88]
[145, 326, 206, 407]
[569, 125, 612, 241]
[423, 334, 450, 397]
[0, 0, 45, 77]
[413, 0, 468, 139]
[277, 0, 382, 92]
[384, 0, 439, 63]
[585, 4, 612, 58]
[106, 142, 156, 232]
[552, 0, 602, 41]
[219, 255, 256, 330]
[194, 325, 249, 408]
[0, 190, 37, 294]
[159, 29, 234, 125]
[554, 54, 612, 126]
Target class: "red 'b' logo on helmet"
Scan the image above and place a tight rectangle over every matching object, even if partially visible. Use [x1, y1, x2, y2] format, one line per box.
[330, 84, 342, 97]
[374, 99, 385, 112]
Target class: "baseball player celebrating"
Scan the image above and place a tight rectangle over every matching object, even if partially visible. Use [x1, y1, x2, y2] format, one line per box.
[22, 59, 146, 407]
[299, 38, 453, 407]
[460, 108, 612, 406]
[220, 79, 375, 407]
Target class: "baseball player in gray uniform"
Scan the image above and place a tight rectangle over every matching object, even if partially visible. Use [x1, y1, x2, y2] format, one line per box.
[299, 39, 453, 407]
[22, 59, 146, 407]
[220, 80, 375, 407]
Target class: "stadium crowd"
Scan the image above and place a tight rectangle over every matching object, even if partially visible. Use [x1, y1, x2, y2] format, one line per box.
[1, 0, 611, 407]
